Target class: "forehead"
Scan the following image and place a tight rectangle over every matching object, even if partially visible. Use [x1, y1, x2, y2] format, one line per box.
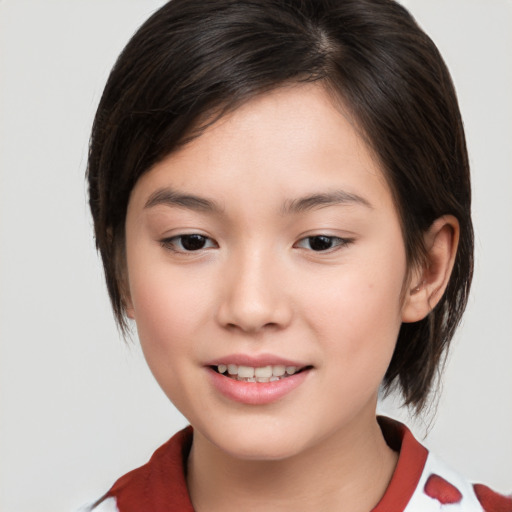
[129, 83, 394, 215]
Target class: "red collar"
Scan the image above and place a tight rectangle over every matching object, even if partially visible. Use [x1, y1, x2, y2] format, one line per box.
[106, 427, 195, 512]
[104, 417, 428, 512]
[372, 417, 429, 511]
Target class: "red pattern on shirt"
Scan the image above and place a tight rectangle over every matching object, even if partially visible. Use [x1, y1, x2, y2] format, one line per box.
[424, 474, 463, 504]
[473, 484, 512, 512]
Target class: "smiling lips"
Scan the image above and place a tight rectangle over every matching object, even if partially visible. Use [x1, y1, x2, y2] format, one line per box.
[215, 364, 302, 382]
[207, 358, 311, 405]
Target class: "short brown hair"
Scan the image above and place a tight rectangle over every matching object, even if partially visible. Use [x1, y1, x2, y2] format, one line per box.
[87, 0, 473, 413]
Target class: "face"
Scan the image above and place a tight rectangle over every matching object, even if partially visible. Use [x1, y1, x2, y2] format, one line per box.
[124, 84, 411, 460]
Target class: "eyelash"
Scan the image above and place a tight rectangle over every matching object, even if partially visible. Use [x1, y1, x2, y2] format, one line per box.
[160, 234, 353, 254]
[160, 234, 217, 253]
[294, 235, 354, 252]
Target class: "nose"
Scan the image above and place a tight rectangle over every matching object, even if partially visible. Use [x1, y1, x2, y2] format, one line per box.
[216, 247, 293, 334]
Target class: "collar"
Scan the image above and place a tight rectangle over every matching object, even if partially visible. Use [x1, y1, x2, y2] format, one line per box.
[372, 416, 429, 511]
[105, 417, 428, 512]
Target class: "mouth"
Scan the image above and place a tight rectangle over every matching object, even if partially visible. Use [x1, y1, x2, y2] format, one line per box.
[206, 358, 313, 404]
[211, 364, 312, 383]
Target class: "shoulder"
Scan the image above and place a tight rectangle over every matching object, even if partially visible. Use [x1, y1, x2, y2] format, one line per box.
[406, 451, 512, 511]
[377, 417, 511, 512]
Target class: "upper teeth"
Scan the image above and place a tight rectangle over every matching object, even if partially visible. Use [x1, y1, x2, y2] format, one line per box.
[218, 364, 298, 377]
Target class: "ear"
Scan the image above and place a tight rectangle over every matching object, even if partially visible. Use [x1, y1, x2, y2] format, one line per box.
[114, 243, 135, 320]
[124, 297, 135, 319]
[401, 215, 460, 323]
[120, 278, 135, 319]
[121, 272, 135, 319]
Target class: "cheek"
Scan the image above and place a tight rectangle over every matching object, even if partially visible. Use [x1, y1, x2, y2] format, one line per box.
[127, 264, 212, 408]
[304, 276, 404, 412]
[306, 266, 404, 332]
[301, 247, 406, 375]
[127, 250, 211, 358]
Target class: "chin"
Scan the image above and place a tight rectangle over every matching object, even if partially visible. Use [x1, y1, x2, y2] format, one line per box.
[220, 438, 302, 461]
[202, 420, 312, 462]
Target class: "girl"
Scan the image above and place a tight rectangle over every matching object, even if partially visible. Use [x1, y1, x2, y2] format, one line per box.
[83, 0, 510, 510]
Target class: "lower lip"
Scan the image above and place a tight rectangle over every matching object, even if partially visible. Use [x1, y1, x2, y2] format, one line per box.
[207, 368, 310, 405]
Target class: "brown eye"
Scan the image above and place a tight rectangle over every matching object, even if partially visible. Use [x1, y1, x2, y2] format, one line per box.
[161, 234, 216, 252]
[295, 235, 352, 252]
[308, 236, 335, 251]
[180, 234, 208, 251]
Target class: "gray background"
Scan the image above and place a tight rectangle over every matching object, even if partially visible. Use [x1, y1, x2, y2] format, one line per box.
[1, 1, 511, 510]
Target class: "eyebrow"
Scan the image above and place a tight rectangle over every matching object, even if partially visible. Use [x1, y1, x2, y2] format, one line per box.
[144, 187, 223, 213]
[144, 187, 372, 215]
[281, 190, 372, 214]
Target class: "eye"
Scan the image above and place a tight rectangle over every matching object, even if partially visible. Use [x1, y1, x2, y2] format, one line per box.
[295, 235, 352, 252]
[161, 234, 217, 252]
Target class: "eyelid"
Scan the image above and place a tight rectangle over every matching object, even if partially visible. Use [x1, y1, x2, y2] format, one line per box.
[160, 233, 218, 253]
[294, 235, 354, 252]
[158, 232, 353, 254]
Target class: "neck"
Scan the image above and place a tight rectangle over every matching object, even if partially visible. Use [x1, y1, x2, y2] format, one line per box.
[187, 412, 398, 512]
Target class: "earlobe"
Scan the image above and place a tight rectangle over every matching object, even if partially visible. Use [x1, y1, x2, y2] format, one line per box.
[116, 251, 135, 319]
[119, 276, 135, 319]
[125, 302, 135, 319]
[123, 286, 135, 319]
[402, 215, 460, 323]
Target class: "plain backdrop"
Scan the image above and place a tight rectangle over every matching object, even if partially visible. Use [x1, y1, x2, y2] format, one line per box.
[0, 1, 511, 511]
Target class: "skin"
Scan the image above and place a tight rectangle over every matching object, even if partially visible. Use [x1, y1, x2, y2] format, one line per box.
[124, 83, 458, 512]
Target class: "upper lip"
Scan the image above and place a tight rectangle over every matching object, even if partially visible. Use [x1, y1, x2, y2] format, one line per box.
[205, 353, 309, 368]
